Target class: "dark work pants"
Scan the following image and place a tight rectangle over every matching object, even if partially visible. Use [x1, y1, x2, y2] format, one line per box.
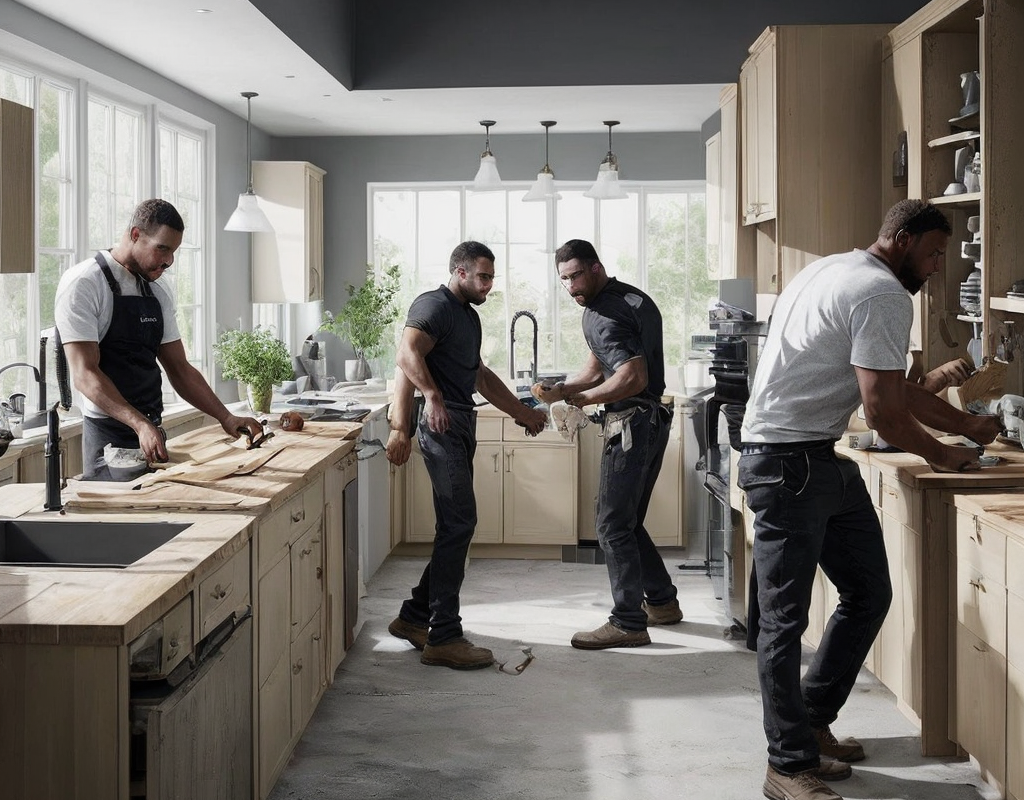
[400, 408, 477, 645]
[596, 404, 678, 631]
[738, 442, 891, 774]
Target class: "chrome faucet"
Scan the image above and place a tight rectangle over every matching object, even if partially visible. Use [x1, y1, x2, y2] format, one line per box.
[0, 361, 46, 413]
[509, 310, 538, 383]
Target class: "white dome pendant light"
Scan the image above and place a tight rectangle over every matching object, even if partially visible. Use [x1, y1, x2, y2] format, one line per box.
[472, 120, 503, 191]
[225, 91, 274, 232]
[523, 120, 561, 202]
[584, 120, 628, 201]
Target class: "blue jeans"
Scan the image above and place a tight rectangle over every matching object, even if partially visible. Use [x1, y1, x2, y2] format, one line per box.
[401, 408, 478, 645]
[595, 404, 677, 631]
[738, 442, 891, 773]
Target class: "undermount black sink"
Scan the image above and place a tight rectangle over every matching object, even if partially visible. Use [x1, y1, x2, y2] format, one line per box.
[0, 520, 190, 569]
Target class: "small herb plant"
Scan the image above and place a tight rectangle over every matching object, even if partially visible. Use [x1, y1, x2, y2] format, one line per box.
[320, 263, 402, 360]
[213, 326, 294, 393]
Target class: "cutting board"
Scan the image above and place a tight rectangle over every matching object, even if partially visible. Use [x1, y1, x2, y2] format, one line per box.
[133, 445, 283, 489]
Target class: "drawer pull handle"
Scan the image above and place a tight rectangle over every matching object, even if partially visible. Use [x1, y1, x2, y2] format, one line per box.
[168, 638, 178, 650]
[968, 579, 985, 592]
[211, 583, 230, 599]
[291, 510, 306, 523]
[316, 566, 323, 580]
[292, 659, 303, 674]
[311, 537, 321, 545]
[313, 633, 321, 642]
[973, 644, 986, 653]
[300, 547, 313, 557]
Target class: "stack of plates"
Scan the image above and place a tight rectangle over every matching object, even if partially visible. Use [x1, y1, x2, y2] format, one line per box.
[960, 267, 982, 315]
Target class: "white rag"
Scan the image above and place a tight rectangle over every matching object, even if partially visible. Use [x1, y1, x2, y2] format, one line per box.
[550, 401, 589, 443]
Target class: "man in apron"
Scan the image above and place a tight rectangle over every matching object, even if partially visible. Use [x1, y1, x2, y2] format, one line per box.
[55, 199, 263, 480]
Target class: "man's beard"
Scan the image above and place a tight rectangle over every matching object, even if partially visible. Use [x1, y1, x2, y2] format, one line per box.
[897, 261, 925, 295]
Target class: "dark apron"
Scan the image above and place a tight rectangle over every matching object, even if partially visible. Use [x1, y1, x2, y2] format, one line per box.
[78, 251, 165, 480]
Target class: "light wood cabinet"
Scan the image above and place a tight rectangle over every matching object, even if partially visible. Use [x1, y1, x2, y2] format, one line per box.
[255, 473, 325, 798]
[0, 98, 33, 275]
[251, 160, 325, 304]
[884, 0, 1024, 389]
[405, 414, 577, 547]
[707, 84, 756, 283]
[1008, 536, 1024, 800]
[739, 24, 890, 294]
[323, 451, 357, 677]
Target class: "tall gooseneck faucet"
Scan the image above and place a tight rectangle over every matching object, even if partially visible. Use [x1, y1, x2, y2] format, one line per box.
[509, 310, 538, 383]
[44, 402, 63, 512]
[0, 362, 46, 412]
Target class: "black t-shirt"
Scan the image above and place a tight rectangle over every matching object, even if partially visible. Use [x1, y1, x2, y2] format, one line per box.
[405, 285, 482, 408]
[582, 277, 665, 412]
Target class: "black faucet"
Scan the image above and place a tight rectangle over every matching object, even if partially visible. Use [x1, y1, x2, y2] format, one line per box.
[510, 310, 538, 383]
[44, 402, 63, 512]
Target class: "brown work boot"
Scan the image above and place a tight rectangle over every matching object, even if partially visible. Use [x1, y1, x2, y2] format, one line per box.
[388, 617, 428, 651]
[763, 766, 843, 800]
[814, 757, 852, 781]
[813, 725, 866, 762]
[420, 637, 494, 670]
[571, 621, 651, 650]
[643, 598, 684, 625]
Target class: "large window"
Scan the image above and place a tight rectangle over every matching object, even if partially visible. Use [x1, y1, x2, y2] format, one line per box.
[370, 184, 713, 385]
[0, 54, 211, 409]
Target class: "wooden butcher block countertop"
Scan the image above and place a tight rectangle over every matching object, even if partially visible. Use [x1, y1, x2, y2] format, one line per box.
[0, 421, 360, 646]
[836, 437, 1024, 490]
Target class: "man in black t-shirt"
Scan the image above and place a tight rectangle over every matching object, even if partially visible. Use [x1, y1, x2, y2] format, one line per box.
[534, 239, 681, 649]
[385, 241, 547, 670]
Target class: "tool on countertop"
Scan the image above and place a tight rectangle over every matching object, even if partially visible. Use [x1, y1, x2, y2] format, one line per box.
[238, 420, 274, 450]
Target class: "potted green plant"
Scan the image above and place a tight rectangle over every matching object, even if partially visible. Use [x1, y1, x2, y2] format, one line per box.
[213, 326, 294, 414]
[320, 263, 402, 381]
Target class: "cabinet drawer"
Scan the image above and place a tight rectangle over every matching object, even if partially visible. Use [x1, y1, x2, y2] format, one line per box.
[198, 542, 251, 639]
[955, 622, 1007, 783]
[258, 474, 324, 575]
[476, 417, 502, 441]
[1008, 536, 1024, 599]
[1009, 590, 1024, 669]
[956, 516, 1006, 584]
[878, 473, 920, 530]
[501, 417, 566, 443]
[290, 609, 324, 734]
[956, 556, 1006, 656]
[290, 524, 323, 638]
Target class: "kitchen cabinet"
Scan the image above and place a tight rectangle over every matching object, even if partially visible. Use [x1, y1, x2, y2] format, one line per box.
[405, 414, 577, 548]
[883, 0, 1024, 391]
[706, 84, 756, 282]
[324, 451, 357, 673]
[0, 98, 33, 275]
[256, 473, 325, 798]
[948, 493, 1024, 799]
[739, 25, 890, 294]
[251, 160, 325, 304]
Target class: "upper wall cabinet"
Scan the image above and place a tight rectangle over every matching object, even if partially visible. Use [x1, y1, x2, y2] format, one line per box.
[0, 99, 34, 274]
[252, 161, 326, 304]
[884, 0, 1024, 384]
[706, 84, 756, 282]
[740, 25, 892, 294]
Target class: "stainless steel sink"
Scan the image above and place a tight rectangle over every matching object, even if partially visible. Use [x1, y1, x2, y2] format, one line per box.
[0, 519, 190, 568]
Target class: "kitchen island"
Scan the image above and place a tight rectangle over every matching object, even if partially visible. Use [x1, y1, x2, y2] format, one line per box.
[0, 420, 361, 800]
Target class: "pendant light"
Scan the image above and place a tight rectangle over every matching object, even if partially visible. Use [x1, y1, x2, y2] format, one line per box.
[584, 120, 628, 201]
[522, 121, 562, 202]
[472, 120, 503, 191]
[225, 91, 274, 232]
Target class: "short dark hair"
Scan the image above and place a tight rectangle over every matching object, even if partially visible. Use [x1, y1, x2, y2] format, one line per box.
[129, 199, 185, 235]
[449, 241, 495, 274]
[554, 239, 600, 268]
[878, 199, 951, 239]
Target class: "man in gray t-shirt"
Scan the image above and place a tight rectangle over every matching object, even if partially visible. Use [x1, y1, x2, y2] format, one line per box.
[739, 200, 1001, 800]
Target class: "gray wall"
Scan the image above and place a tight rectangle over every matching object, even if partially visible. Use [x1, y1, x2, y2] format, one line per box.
[0, 0, 266, 397]
[269, 131, 704, 362]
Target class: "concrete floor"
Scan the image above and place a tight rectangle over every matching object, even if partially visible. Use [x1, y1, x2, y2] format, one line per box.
[269, 553, 999, 800]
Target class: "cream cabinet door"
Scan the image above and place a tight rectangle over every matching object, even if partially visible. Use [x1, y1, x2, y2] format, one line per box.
[406, 447, 436, 543]
[503, 445, 576, 545]
[705, 131, 722, 280]
[740, 34, 777, 226]
[251, 160, 325, 303]
[473, 443, 503, 543]
[647, 416, 682, 547]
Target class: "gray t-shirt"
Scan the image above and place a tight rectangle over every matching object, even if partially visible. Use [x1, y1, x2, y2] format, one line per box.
[741, 249, 912, 444]
[405, 285, 482, 408]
